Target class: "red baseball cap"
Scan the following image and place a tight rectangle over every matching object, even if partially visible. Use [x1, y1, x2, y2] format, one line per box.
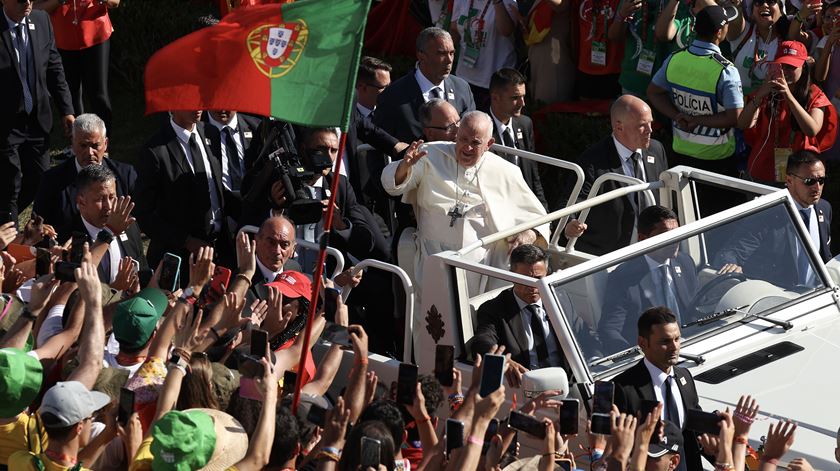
[773, 41, 808, 68]
[265, 271, 312, 301]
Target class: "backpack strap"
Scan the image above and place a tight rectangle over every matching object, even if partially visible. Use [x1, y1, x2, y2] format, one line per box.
[732, 22, 755, 62]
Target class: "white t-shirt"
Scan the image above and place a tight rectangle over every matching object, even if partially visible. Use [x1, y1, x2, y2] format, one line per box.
[728, 25, 780, 93]
[452, 0, 518, 88]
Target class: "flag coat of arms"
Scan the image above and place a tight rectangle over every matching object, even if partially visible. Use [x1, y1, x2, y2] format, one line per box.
[145, 0, 371, 129]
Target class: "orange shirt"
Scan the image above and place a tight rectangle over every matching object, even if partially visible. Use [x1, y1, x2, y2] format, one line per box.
[50, 1, 113, 51]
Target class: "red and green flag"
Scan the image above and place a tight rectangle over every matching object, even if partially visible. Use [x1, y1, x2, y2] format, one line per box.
[144, 0, 371, 129]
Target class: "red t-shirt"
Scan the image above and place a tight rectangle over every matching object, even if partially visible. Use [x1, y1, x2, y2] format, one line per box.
[574, 0, 623, 75]
[744, 84, 836, 181]
[50, 1, 113, 51]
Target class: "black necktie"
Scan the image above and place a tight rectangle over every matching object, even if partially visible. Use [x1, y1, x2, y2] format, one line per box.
[15, 24, 34, 114]
[526, 304, 549, 368]
[188, 134, 213, 229]
[664, 376, 681, 427]
[429, 87, 443, 100]
[632, 151, 645, 180]
[799, 208, 811, 229]
[223, 126, 242, 189]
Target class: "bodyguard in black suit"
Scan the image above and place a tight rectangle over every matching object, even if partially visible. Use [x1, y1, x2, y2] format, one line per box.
[373, 27, 475, 144]
[562, 95, 669, 256]
[488, 68, 547, 209]
[472, 245, 566, 385]
[33, 113, 135, 242]
[202, 110, 261, 194]
[715, 151, 832, 287]
[0, 4, 74, 222]
[599, 206, 699, 353]
[246, 215, 300, 305]
[72, 164, 147, 284]
[612, 307, 709, 471]
[135, 110, 231, 275]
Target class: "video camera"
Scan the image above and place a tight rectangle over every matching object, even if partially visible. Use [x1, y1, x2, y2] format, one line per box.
[243, 119, 333, 225]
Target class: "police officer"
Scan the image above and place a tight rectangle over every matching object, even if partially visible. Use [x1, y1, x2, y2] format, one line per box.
[647, 5, 744, 212]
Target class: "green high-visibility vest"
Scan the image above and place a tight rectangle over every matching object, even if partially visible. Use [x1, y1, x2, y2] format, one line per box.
[665, 50, 735, 160]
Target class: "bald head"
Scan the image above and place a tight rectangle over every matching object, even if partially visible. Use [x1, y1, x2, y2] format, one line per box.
[256, 216, 297, 272]
[455, 111, 495, 168]
[611, 95, 653, 151]
[421, 99, 460, 141]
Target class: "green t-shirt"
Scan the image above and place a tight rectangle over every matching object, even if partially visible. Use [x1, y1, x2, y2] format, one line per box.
[618, 0, 693, 96]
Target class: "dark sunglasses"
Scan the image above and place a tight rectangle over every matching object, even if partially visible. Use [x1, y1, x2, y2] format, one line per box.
[426, 120, 460, 133]
[753, 0, 779, 6]
[790, 174, 826, 186]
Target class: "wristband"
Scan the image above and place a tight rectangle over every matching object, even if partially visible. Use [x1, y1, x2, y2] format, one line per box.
[761, 458, 780, 465]
[234, 273, 252, 287]
[316, 450, 340, 462]
[321, 446, 341, 457]
[210, 327, 220, 340]
[734, 436, 748, 444]
[415, 415, 431, 425]
[591, 448, 605, 460]
[467, 435, 483, 445]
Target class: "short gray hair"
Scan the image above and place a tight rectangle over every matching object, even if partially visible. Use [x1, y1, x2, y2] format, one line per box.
[416, 27, 451, 52]
[72, 113, 107, 138]
[460, 110, 493, 138]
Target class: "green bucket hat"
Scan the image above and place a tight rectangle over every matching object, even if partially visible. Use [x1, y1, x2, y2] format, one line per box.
[0, 348, 43, 418]
[151, 408, 248, 470]
[113, 288, 168, 350]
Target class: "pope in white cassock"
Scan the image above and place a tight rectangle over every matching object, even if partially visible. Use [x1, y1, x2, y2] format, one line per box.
[381, 111, 550, 297]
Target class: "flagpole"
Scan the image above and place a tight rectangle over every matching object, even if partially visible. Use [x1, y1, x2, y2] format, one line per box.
[292, 130, 348, 412]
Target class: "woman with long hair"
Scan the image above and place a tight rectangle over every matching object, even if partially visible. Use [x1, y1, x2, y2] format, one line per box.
[738, 41, 837, 182]
[175, 352, 220, 411]
[727, 0, 791, 94]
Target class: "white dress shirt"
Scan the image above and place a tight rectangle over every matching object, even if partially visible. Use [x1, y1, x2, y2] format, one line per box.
[207, 113, 244, 192]
[415, 67, 445, 103]
[514, 294, 563, 368]
[612, 135, 645, 181]
[356, 102, 374, 118]
[169, 118, 222, 232]
[256, 255, 283, 282]
[643, 357, 685, 426]
[80, 216, 121, 283]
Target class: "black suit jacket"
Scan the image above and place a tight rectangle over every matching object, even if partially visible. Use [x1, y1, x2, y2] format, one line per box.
[202, 112, 261, 185]
[713, 198, 832, 287]
[347, 104, 400, 211]
[373, 70, 475, 143]
[70, 215, 148, 283]
[613, 360, 706, 471]
[135, 121, 228, 268]
[471, 289, 565, 370]
[33, 158, 137, 243]
[0, 10, 73, 135]
[568, 136, 669, 256]
[599, 252, 698, 353]
[490, 114, 547, 209]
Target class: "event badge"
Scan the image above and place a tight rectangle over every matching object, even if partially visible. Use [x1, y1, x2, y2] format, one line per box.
[28, 23, 35, 30]
[674, 266, 681, 275]
[819, 213, 825, 223]
[636, 49, 655, 75]
[591, 41, 607, 66]
[774, 147, 792, 182]
[462, 44, 480, 68]
[447, 91, 455, 100]
[516, 129, 523, 140]
[205, 138, 211, 146]
[679, 377, 687, 386]
[243, 131, 252, 139]
[647, 155, 655, 164]
[119, 233, 129, 242]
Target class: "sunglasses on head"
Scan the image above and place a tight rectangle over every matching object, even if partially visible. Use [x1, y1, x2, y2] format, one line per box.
[790, 174, 826, 186]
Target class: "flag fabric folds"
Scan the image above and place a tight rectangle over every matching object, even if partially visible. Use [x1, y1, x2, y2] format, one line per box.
[145, 0, 371, 129]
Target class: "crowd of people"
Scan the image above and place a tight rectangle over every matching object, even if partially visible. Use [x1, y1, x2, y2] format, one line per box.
[0, 0, 839, 469]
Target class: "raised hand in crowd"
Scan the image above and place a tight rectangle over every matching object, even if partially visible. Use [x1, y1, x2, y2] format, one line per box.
[733, 395, 760, 471]
[608, 407, 638, 471]
[0, 221, 17, 250]
[111, 256, 139, 293]
[760, 421, 797, 471]
[105, 195, 136, 235]
[189, 246, 215, 293]
[629, 402, 663, 471]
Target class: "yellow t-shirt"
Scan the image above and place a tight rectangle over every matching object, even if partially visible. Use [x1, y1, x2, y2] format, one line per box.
[0, 413, 47, 465]
[129, 436, 238, 471]
[7, 451, 92, 471]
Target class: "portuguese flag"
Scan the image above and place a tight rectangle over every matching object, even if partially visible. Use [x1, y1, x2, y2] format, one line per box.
[144, 0, 371, 129]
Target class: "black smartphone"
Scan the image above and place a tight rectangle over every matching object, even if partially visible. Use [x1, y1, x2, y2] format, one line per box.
[69, 231, 87, 264]
[307, 404, 327, 427]
[54, 261, 80, 282]
[592, 381, 615, 414]
[283, 370, 298, 392]
[118, 387, 135, 426]
[556, 459, 573, 471]
[0, 212, 12, 224]
[322, 323, 352, 348]
[559, 398, 580, 435]
[397, 362, 419, 405]
[445, 418, 464, 457]
[434, 345, 455, 387]
[590, 412, 612, 435]
[640, 399, 662, 443]
[686, 409, 721, 435]
[35, 248, 51, 277]
[360, 436, 381, 469]
[250, 329, 269, 358]
[508, 410, 547, 439]
[158, 253, 182, 292]
[483, 418, 499, 454]
[479, 354, 506, 398]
